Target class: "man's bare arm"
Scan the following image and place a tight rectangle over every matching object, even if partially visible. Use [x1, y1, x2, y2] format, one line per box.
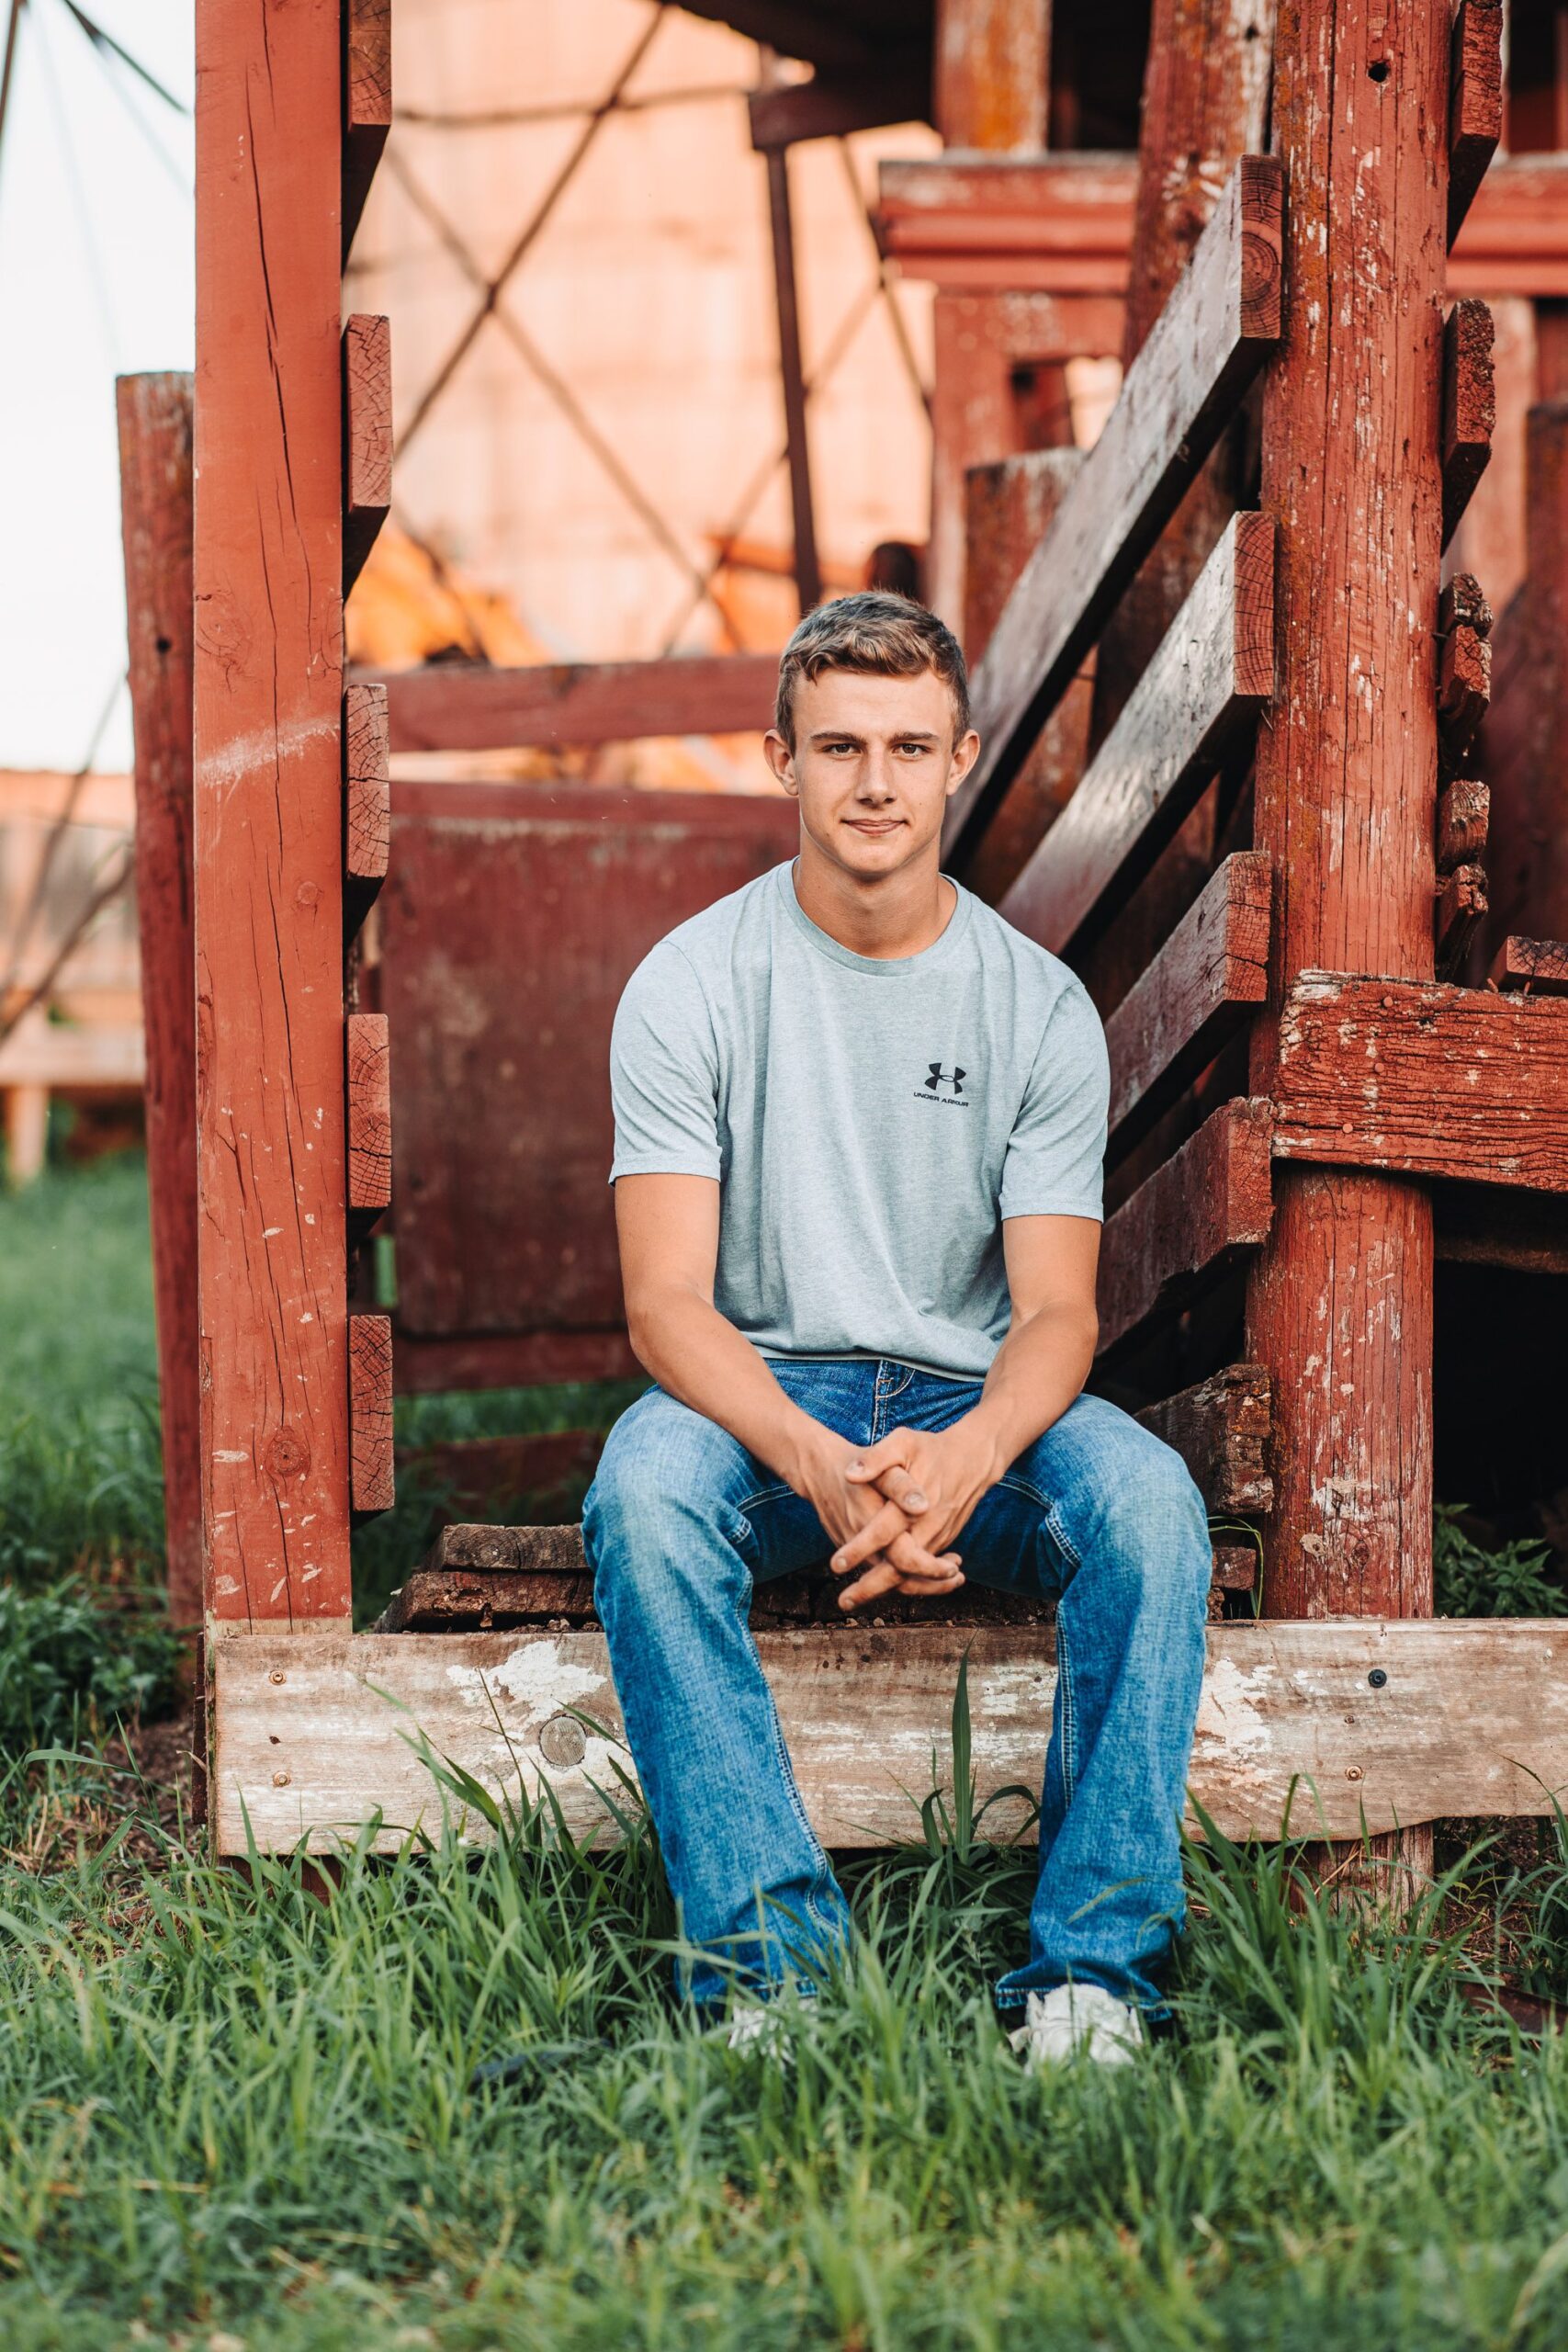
[829, 1214, 1100, 1607]
[614, 1172, 961, 1589]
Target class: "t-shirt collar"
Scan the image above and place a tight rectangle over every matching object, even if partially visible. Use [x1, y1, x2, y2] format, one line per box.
[776, 856, 974, 978]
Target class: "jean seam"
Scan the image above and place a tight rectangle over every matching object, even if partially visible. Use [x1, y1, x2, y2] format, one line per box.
[998, 1467, 1052, 1511]
[742, 1614, 836, 1940]
[1043, 1499, 1081, 1798]
[737, 1481, 793, 1515]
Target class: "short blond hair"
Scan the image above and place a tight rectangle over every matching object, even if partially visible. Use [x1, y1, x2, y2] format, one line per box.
[773, 592, 971, 748]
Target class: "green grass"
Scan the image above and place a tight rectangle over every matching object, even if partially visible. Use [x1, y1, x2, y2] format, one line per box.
[7, 1158, 1568, 2345]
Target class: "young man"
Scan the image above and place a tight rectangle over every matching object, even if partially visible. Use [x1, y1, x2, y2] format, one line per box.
[582, 594, 1211, 2067]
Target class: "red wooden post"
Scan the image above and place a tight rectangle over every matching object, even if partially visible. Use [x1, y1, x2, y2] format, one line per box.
[928, 0, 1052, 625]
[116, 371, 201, 1628]
[193, 0, 351, 1627]
[1246, 0, 1447, 1624]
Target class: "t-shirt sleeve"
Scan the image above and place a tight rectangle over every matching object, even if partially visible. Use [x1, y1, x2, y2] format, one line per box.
[998, 978, 1110, 1223]
[607, 939, 723, 1183]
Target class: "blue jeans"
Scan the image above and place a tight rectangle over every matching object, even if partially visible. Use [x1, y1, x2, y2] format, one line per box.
[581, 1358, 1210, 2012]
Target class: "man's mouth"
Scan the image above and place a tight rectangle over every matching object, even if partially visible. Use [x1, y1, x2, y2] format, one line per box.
[844, 818, 903, 833]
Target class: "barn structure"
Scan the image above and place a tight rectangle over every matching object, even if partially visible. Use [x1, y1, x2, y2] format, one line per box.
[119, 0, 1568, 1868]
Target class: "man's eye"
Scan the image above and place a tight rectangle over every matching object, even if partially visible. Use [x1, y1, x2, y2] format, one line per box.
[895, 742, 929, 756]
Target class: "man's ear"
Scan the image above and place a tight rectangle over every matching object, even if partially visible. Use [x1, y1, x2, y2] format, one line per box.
[764, 728, 799, 797]
[945, 729, 982, 796]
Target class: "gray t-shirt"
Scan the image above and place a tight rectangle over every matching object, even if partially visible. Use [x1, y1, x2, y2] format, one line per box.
[607, 857, 1109, 1380]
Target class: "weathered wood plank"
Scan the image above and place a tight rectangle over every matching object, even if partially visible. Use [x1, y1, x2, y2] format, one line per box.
[117, 371, 202, 1629]
[1271, 973, 1568, 1192]
[344, 313, 391, 596]
[1441, 570, 1493, 640]
[395, 1429, 604, 1521]
[195, 0, 350, 1625]
[343, 0, 391, 264]
[944, 155, 1283, 866]
[344, 681, 389, 935]
[1437, 620, 1491, 769]
[1435, 1183, 1568, 1275]
[1441, 299, 1495, 552]
[346, 1012, 390, 1221]
[998, 514, 1274, 956]
[212, 1619, 1568, 1853]
[1098, 1098, 1274, 1357]
[1447, 0, 1503, 252]
[1436, 779, 1489, 874]
[933, 0, 1049, 151]
[375, 652, 779, 753]
[1134, 1363, 1273, 1518]
[1435, 865, 1488, 978]
[961, 450, 1090, 902]
[1103, 852, 1272, 1159]
[349, 1313, 394, 1517]
[1488, 936, 1568, 997]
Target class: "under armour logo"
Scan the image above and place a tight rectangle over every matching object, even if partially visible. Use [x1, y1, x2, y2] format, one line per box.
[924, 1062, 966, 1095]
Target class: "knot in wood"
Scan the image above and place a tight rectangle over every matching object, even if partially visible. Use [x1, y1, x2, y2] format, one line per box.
[265, 1428, 310, 1480]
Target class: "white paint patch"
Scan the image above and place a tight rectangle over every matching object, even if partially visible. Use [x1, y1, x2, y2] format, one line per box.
[213, 1449, 249, 1464]
[444, 1640, 605, 1719]
[1194, 1657, 1274, 1756]
[197, 715, 340, 799]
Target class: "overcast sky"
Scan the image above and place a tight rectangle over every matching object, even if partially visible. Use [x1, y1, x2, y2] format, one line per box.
[0, 0, 194, 775]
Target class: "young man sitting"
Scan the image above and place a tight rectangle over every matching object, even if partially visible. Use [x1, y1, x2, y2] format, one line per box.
[582, 594, 1211, 2067]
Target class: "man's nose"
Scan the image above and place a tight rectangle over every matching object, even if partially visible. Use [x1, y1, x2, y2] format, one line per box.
[854, 753, 897, 801]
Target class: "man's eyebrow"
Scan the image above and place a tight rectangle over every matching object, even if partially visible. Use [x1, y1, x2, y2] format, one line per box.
[807, 727, 942, 743]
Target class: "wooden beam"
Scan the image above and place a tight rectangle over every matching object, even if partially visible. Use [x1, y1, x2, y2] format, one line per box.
[344, 312, 392, 597]
[1271, 973, 1568, 1192]
[1134, 1363, 1272, 1517]
[1447, 0, 1503, 252]
[389, 1329, 640, 1396]
[1103, 853, 1272, 1159]
[1245, 0, 1446, 1626]
[748, 67, 929, 151]
[1441, 571, 1493, 639]
[1481, 402, 1568, 955]
[932, 0, 1050, 152]
[1437, 620, 1491, 771]
[195, 0, 350, 1627]
[116, 370, 201, 1628]
[343, 0, 390, 264]
[1489, 936, 1568, 997]
[944, 154, 1283, 868]
[211, 1618, 1568, 1854]
[344, 681, 389, 937]
[1436, 780, 1489, 874]
[763, 143, 820, 617]
[961, 450, 1090, 903]
[1435, 1183, 1568, 1274]
[346, 1012, 390, 1224]
[1441, 300, 1495, 552]
[998, 514, 1274, 956]
[349, 1312, 394, 1518]
[374, 651, 780, 754]
[1097, 1097, 1274, 1357]
[1435, 865, 1488, 978]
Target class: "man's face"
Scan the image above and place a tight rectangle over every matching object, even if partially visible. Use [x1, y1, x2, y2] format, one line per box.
[763, 666, 981, 881]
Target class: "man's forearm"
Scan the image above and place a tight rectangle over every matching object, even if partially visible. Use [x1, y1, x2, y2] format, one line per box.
[628, 1288, 825, 1489]
[965, 1300, 1098, 1476]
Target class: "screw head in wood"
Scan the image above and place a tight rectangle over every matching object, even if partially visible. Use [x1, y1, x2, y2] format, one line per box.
[538, 1713, 587, 1769]
[273, 1770, 291, 1786]
[1368, 1668, 1388, 1688]
[269, 1669, 287, 1684]
[1346, 1766, 1364, 1781]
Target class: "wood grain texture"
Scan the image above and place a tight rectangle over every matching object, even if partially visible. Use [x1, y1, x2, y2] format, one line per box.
[1489, 936, 1568, 997]
[1436, 780, 1489, 873]
[344, 681, 389, 933]
[1437, 623, 1490, 770]
[1441, 300, 1495, 551]
[1098, 1098, 1274, 1356]
[194, 0, 349, 1627]
[349, 1312, 394, 1517]
[343, 0, 391, 263]
[1271, 973, 1568, 1192]
[375, 652, 779, 753]
[1135, 1363, 1273, 1517]
[343, 313, 391, 596]
[117, 371, 201, 1627]
[211, 1618, 1568, 1853]
[998, 514, 1274, 956]
[1447, 0, 1503, 251]
[944, 154, 1283, 867]
[1244, 0, 1445, 1623]
[1440, 570, 1493, 640]
[961, 450, 1091, 901]
[346, 1012, 390, 1220]
[1104, 852, 1272, 1158]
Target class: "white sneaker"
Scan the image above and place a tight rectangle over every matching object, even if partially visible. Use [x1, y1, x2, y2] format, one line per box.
[1008, 1984, 1145, 2070]
[724, 2003, 795, 2064]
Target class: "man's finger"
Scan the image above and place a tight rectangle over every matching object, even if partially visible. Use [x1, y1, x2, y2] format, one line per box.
[870, 1462, 929, 1516]
[842, 1430, 913, 1486]
[839, 1555, 964, 1612]
[886, 1530, 964, 1584]
[829, 1499, 910, 1577]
